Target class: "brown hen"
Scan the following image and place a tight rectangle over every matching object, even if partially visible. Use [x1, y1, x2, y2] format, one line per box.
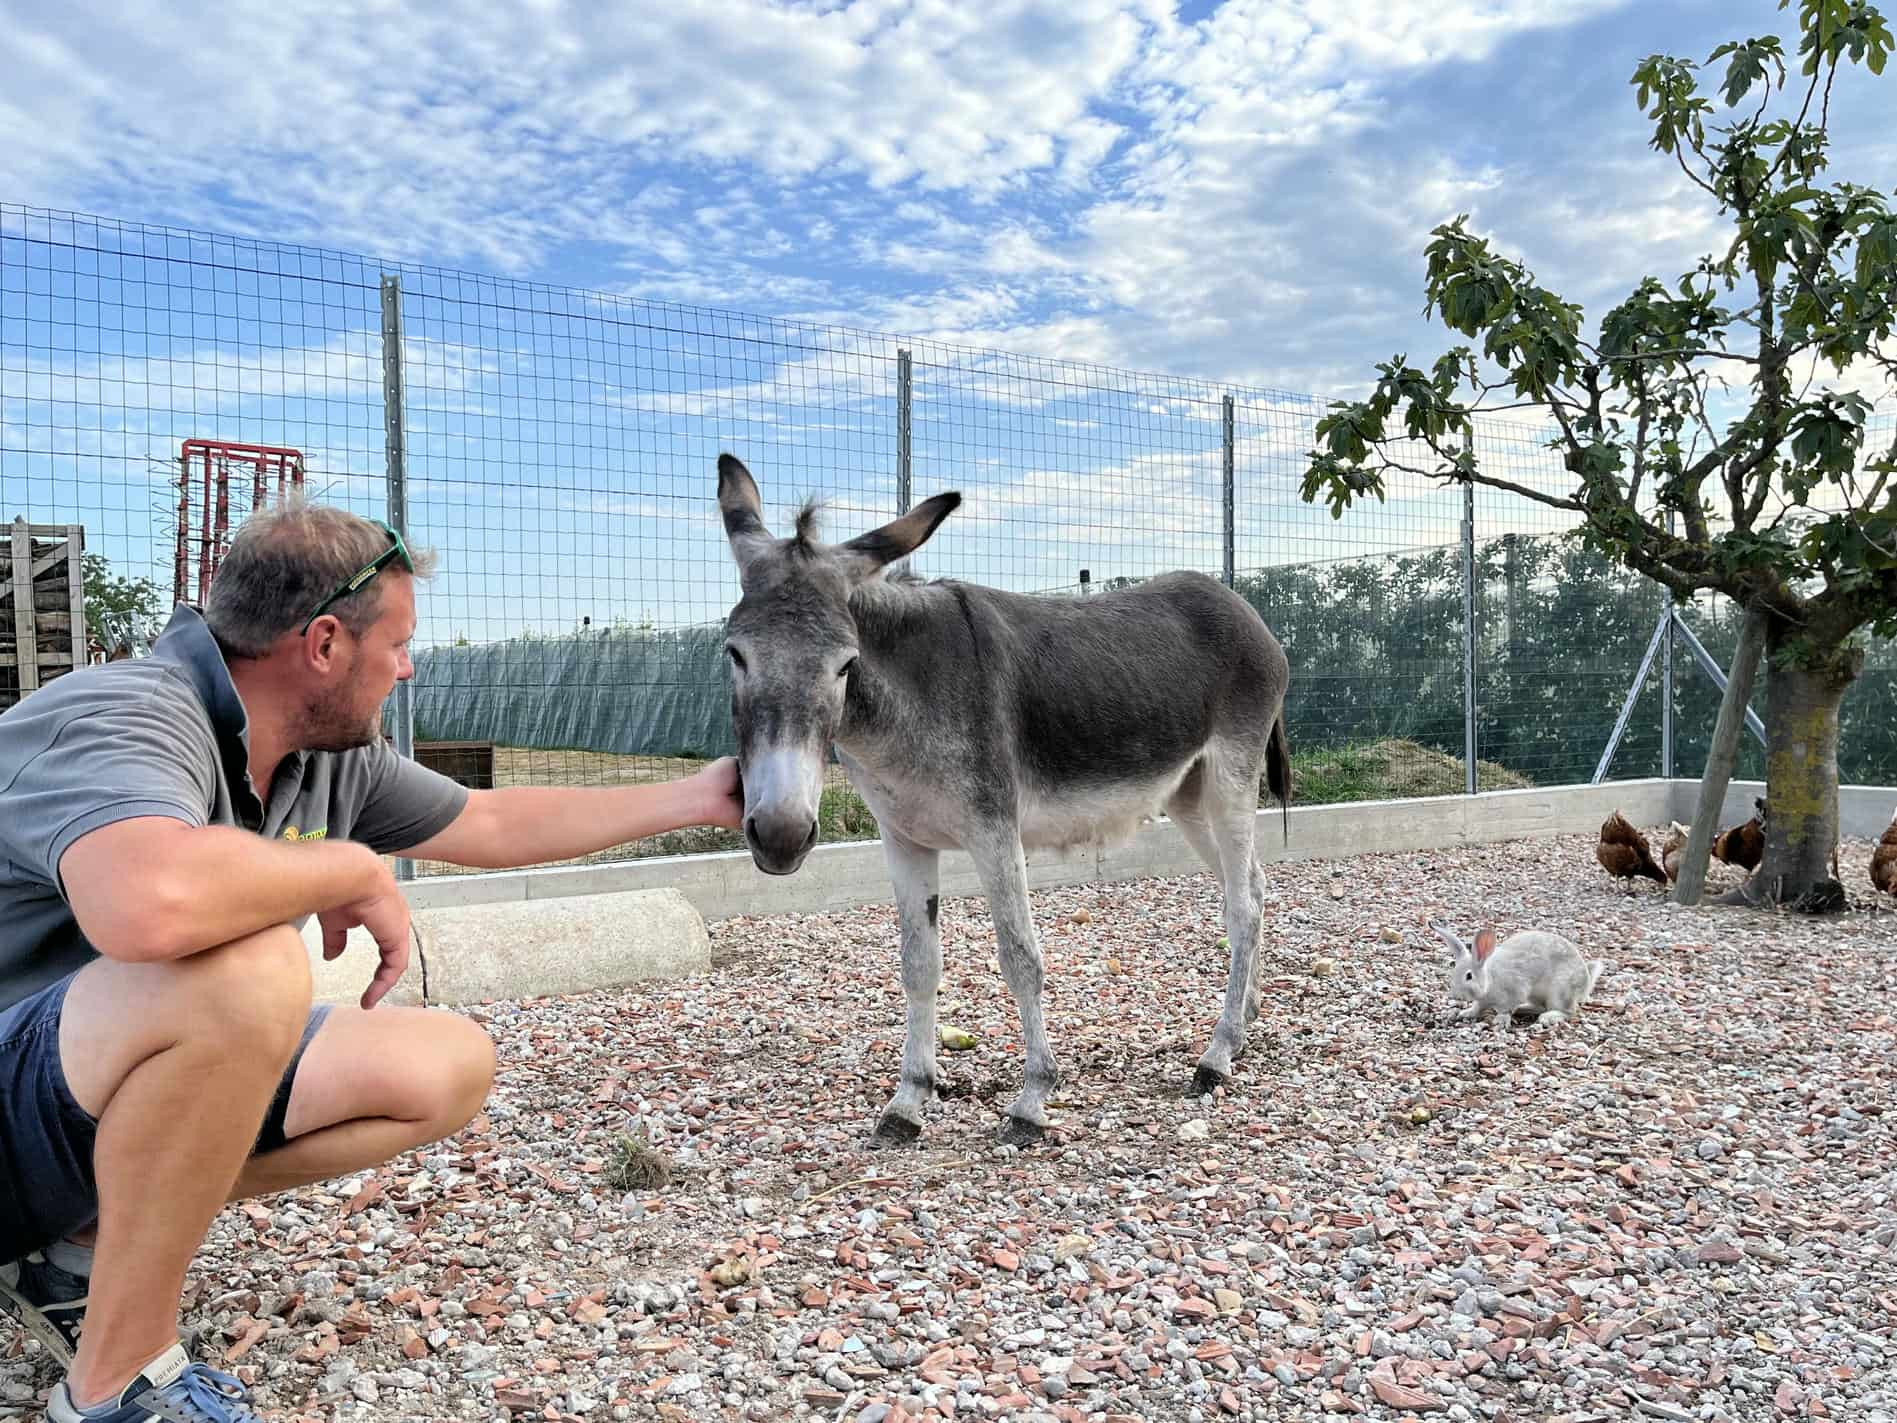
[1597, 810, 1666, 885]
[1711, 797, 1767, 872]
[1660, 821, 1690, 883]
[1872, 805, 1897, 898]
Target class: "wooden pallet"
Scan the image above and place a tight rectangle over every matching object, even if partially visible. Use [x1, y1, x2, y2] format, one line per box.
[415, 739, 497, 790]
[1, 517, 87, 712]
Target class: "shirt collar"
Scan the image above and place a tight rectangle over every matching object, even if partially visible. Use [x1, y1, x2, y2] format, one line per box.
[148, 604, 253, 747]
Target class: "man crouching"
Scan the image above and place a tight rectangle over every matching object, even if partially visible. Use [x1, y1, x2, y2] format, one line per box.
[0, 499, 741, 1422]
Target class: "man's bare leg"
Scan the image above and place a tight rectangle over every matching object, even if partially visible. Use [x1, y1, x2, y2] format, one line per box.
[55, 925, 312, 1407]
[229, 1004, 494, 1199]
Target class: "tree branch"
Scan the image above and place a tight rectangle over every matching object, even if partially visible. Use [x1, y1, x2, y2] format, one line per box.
[1598, 346, 1760, 367]
[1738, 244, 1789, 533]
[1618, 535, 1723, 601]
[1863, 447, 1894, 511]
[1673, 131, 1721, 204]
[1676, 437, 1724, 547]
[1742, 435, 1788, 529]
[1684, 368, 1721, 462]
[1763, 52, 1828, 188]
[1364, 442, 1589, 518]
[1627, 375, 1655, 516]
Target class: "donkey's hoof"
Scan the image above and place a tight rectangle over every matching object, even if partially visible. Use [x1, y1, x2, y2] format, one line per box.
[998, 1116, 1045, 1148]
[1188, 1066, 1227, 1099]
[871, 1113, 922, 1147]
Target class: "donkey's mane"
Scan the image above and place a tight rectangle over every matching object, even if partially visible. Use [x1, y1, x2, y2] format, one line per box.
[791, 498, 823, 553]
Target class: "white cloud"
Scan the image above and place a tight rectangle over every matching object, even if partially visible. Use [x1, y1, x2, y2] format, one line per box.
[8, 0, 1887, 415]
[9, 0, 1897, 631]
[0, 0, 1149, 264]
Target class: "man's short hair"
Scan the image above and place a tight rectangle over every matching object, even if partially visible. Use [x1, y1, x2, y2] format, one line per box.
[204, 495, 437, 658]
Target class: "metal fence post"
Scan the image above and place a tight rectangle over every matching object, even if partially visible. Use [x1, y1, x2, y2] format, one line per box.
[1462, 434, 1478, 795]
[1221, 395, 1235, 587]
[896, 348, 912, 516]
[1661, 514, 1675, 779]
[381, 273, 417, 882]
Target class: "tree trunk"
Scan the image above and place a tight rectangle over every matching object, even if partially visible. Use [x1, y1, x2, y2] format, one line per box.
[1728, 622, 1863, 910]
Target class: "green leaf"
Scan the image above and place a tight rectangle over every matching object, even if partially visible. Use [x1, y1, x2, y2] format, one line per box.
[1715, 36, 1786, 106]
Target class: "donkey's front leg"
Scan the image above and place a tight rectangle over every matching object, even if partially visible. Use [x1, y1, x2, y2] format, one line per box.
[872, 834, 944, 1146]
[968, 831, 1058, 1146]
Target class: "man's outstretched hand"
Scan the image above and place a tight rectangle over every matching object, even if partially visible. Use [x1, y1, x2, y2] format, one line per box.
[692, 756, 745, 832]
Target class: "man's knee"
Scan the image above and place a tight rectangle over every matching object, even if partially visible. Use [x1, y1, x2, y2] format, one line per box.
[434, 1017, 496, 1128]
[175, 923, 313, 1057]
[372, 1012, 495, 1132]
[60, 924, 314, 1121]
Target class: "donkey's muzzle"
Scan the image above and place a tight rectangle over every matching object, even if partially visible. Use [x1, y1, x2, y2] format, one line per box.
[744, 811, 819, 875]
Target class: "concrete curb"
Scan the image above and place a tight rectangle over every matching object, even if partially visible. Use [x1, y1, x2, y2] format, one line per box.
[301, 776, 1897, 1007]
[303, 886, 709, 1008]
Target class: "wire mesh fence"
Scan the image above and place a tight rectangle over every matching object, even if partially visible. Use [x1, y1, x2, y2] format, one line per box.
[4, 202, 1894, 876]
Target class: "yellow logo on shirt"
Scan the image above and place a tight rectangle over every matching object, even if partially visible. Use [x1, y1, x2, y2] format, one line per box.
[280, 826, 329, 842]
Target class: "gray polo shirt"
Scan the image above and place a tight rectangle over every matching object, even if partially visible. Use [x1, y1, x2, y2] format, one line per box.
[0, 604, 468, 1011]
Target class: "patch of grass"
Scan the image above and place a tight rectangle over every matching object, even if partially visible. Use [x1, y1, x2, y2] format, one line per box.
[1284, 738, 1533, 805]
[819, 782, 880, 840]
[603, 1128, 674, 1193]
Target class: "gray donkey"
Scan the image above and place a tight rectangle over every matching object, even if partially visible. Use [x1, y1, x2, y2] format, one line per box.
[716, 453, 1291, 1145]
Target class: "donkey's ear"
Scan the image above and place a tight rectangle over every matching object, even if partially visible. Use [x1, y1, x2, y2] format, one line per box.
[1473, 927, 1497, 963]
[718, 453, 775, 574]
[836, 492, 961, 583]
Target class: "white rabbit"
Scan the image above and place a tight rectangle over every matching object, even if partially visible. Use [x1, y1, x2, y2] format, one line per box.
[1431, 922, 1605, 1030]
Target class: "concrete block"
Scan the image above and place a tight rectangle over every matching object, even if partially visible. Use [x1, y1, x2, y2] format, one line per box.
[303, 887, 710, 1007]
[416, 886, 710, 1006]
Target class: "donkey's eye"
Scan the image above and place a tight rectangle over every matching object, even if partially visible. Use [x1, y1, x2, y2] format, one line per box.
[838, 657, 858, 679]
[726, 646, 747, 673]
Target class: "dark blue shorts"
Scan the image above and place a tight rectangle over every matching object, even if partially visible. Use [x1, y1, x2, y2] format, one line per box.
[0, 974, 329, 1263]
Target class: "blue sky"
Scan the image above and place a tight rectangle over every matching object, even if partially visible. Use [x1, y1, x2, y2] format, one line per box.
[3, 0, 1895, 646]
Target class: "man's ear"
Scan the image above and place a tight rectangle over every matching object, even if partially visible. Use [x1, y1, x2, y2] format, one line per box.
[298, 614, 347, 671]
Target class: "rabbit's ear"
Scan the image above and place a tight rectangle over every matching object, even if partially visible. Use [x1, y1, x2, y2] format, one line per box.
[1429, 921, 1465, 955]
[1473, 927, 1498, 962]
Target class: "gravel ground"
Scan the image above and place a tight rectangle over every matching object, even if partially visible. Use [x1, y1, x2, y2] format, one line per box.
[4, 826, 1894, 1422]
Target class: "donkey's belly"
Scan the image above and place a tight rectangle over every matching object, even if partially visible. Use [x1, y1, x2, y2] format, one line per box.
[838, 748, 1202, 854]
[1017, 770, 1194, 851]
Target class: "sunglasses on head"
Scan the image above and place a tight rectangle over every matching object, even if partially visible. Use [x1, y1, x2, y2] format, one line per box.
[299, 520, 415, 635]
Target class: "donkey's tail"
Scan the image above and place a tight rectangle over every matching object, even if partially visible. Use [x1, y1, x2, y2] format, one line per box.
[1266, 713, 1291, 848]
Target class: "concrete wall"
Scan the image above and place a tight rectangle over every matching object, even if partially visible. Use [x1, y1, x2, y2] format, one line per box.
[306, 777, 1894, 1007]
[396, 777, 1683, 924]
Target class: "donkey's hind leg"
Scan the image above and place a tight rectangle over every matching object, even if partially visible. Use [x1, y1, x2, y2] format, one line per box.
[1163, 758, 1224, 877]
[966, 827, 1059, 1146]
[1189, 742, 1269, 1097]
[873, 834, 944, 1146]
[1167, 780, 1267, 1024]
